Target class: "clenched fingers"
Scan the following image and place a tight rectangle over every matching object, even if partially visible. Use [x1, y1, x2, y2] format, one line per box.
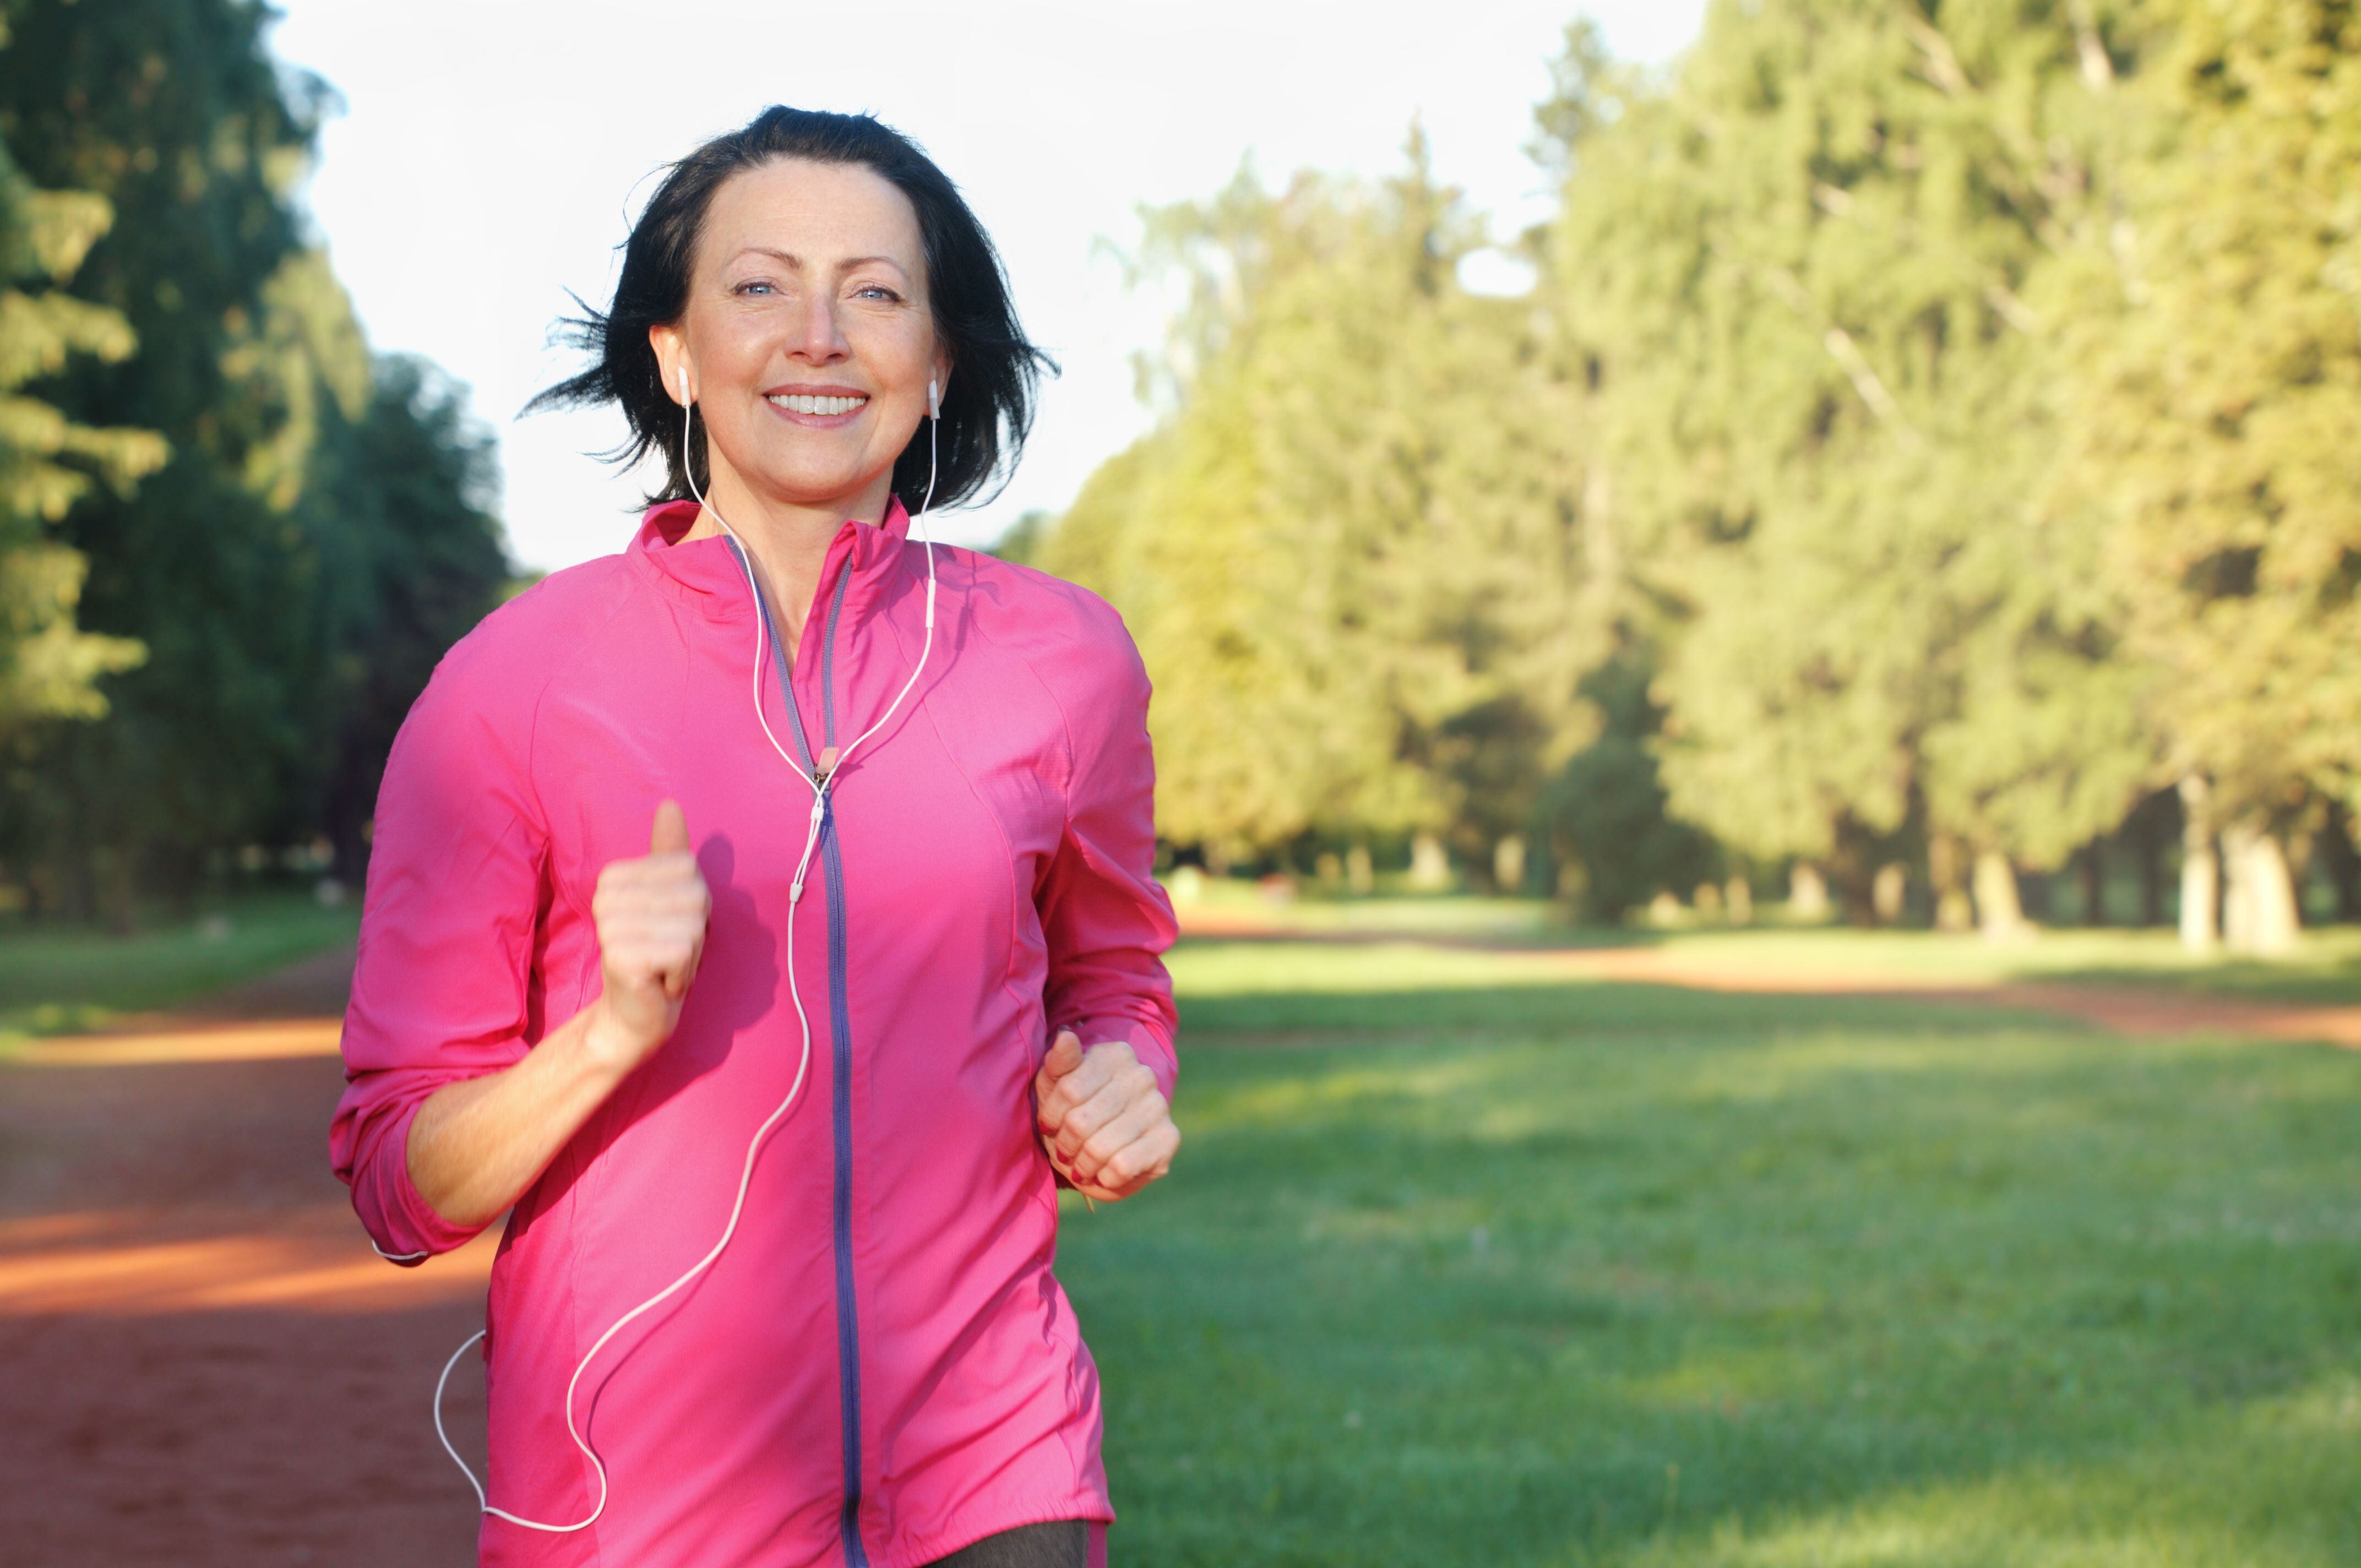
[1066, 1091, 1174, 1187]
[1035, 1035, 1179, 1201]
[1043, 1064, 1158, 1162]
[1089, 1118, 1180, 1196]
[593, 854, 711, 997]
[1035, 1041, 1150, 1135]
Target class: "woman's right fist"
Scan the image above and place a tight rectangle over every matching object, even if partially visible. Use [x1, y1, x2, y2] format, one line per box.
[586, 798, 711, 1075]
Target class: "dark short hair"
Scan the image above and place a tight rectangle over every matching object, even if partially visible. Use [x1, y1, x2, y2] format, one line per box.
[529, 107, 1054, 512]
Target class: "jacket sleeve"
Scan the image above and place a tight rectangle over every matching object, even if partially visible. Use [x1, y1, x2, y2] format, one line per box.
[328, 649, 548, 1265]
[1035, 612, 1181, 1104]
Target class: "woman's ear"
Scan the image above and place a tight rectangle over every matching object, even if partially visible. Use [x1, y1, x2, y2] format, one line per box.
[649, 323, 689, 407]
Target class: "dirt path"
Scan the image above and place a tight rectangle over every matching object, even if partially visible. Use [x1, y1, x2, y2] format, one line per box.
[6, 928, 2353, 1568]
[0, 945, 494, 1567]
[1535, 944, 2361, 1049]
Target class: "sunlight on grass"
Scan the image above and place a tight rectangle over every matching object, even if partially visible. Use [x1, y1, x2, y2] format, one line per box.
[1167, 938, 1584, 998]
[1628, 1375, 2361, 1568]
[1167, 885, 2361, 1006]
[1058, 933, 2361, 1567]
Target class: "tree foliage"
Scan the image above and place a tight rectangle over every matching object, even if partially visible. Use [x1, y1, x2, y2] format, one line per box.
[0, 0, 509, 922]
[2063, 0, 2361, 837]
[1042, 139, 1601, 868]
[1043, 0, 2355, 949]
[1539, 0, 2161, 924]
[0, 92, 161, 733]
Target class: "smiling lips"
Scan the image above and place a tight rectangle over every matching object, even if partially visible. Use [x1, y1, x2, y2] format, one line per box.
[766, 388, 871, 418]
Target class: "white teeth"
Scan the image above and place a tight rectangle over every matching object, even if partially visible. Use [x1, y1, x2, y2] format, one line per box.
[767, 393, 868, 416]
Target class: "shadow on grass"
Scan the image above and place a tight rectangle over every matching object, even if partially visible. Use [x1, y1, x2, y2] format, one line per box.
[1064, 963, 2361, 1567]
[2028, 955, 2361, 1009]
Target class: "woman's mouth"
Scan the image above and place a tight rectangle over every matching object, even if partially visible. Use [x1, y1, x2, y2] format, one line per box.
[762, 388, 870, 429]
[766, 392, 869, 416]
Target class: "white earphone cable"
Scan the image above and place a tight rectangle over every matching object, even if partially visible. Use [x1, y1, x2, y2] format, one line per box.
[430, 368, 941, 1533]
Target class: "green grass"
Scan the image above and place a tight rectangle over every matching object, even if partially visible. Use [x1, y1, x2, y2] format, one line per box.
[1062, 937, 2361, 1567]
[1174, 877, 1580, 939]
[1641, 925, 2361, 1007]
[1166, 881, 2361, 1006]
[0, 889, 359, 1042]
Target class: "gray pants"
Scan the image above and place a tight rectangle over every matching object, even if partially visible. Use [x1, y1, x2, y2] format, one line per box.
[923, 1520, 1089, 1568]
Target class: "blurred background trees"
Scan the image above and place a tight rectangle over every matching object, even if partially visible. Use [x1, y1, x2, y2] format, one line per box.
[0, 0, 509, 928]
[1038, 143, 1601, 881]
[0, 0, 2351, 957]
[0, 119, 160, 738]
[1032, 0, 2360, 954]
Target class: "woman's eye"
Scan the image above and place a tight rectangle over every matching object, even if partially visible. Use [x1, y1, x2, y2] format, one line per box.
[736, 280, 776, 296]
[856, 285, 900, 302]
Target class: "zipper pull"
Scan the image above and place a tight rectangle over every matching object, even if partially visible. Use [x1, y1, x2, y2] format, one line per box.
[811, 745, 838, 788]
[791, 797, 825, 903]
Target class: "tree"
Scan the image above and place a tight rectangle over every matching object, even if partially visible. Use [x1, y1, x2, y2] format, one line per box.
[306, 355, 509, 880]
[0, 0, 510, 919]
[1537, 650, 1722, 921]
[1539, 0, 2154, 929]
[1041, 139, 1601, 869]
[2059, 0, 2361, 952]
[0, 0, 335, 917]
[0, 119, 161, 734]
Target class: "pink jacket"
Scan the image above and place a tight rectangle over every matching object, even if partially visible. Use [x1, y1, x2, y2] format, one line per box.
[330, 497, 1178, 1567]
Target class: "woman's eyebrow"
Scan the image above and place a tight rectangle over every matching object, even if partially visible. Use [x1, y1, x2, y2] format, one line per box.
[726, 246, 911, 277]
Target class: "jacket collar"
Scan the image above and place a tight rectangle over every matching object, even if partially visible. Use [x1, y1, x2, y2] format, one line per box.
[627, 494, 915, 622]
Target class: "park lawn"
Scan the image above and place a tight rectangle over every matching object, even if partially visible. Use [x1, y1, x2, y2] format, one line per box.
[1168, 882, 2361, 1007]
[1641, 925, 2361, 1008]
[1060, 938, 2361, 1568]
[0, 890, 360, 1044]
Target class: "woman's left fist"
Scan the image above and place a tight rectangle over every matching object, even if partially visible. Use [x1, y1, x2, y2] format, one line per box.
[1033, 1030, 1179, 1201]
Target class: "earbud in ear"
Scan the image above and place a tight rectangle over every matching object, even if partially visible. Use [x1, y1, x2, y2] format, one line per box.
[928, 377, 940, 420]
[678, 366, 690, 402]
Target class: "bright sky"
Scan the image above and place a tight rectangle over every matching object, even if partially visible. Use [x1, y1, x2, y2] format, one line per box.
[266, 2, 1703, 573]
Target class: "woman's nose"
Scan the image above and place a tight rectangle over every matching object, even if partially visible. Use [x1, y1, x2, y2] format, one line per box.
[787, 291, 850, 362]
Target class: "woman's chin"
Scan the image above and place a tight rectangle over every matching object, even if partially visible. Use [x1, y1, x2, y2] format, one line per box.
[739, 465, 898, 518]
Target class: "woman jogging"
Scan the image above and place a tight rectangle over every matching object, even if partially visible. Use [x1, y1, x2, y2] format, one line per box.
[329, 107, 1180, 1568]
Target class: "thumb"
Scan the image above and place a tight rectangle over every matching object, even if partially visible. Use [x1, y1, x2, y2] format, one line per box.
[1040, 1028, 1084, 1082]
[650, 798, 690, 856]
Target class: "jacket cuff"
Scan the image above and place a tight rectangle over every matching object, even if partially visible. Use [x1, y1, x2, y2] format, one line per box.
[1069, 1014, 1177, 1106]
[1127, 1017, 1177, 1106]
[356, 1095, 491, 1264]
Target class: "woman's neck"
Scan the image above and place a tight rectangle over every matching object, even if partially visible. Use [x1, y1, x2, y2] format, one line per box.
[682, 465, 895, 662]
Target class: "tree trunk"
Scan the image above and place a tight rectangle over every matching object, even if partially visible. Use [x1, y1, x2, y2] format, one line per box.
[2077, 843, 2107, 927]
[1826, 824, 1878, 925]
[2221, 822, 2300, 956]
[2178, 776, 2218, 952]
[95, 844, 139, 936]
[1788, 862, 1831, 922]
[1492, 835, 1527, 895]
[1973, 850, 2030, 941]
[2135, 809, 2165, 928]
[2317, 809, 2361, 923]
[1346, 843, 1374, 895]
[1408, 831, 1450, 891]
[1872, 862, 1908, 925]
[1929, 834, 1973, 932]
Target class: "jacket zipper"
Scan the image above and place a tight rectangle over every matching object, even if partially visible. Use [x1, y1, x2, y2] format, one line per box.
[741, 543, 868, 1567]
[817, 569, 867, 1568]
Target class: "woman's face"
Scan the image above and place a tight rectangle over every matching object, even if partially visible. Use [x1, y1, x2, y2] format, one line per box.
[651, 157, 946, 519]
